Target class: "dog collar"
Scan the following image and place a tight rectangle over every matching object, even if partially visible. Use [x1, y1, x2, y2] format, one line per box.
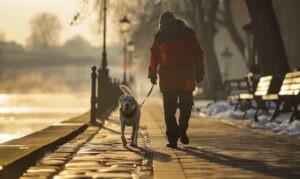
[121, 105, 137, 119]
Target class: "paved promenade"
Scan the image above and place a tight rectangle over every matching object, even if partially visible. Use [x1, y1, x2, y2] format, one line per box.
[21, 97, 300, 179]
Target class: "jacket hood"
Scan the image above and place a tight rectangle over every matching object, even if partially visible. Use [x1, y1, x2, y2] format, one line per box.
[156, 19, 195, 42]
[176, 19, 187, 31]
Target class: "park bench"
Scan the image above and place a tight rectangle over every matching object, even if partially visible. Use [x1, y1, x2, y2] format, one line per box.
[225, 73, 260, 110]
[225, 73, 260, 111]
[225, 78, 249, 109]
[262, 70, 300, 122]
[235, 74, 284, 122]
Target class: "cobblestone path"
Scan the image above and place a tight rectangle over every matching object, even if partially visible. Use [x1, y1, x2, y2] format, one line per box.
[143, 98, 300, 179]
[20, 97, 300, 179]
[21, 112, 152, 179]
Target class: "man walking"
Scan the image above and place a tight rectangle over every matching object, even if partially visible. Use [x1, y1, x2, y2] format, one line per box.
[148, 11, 205, 148]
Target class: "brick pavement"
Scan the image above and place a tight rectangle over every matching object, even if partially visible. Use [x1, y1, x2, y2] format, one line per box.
[21, 112, 152, 179]
[142, 97, 300, 179]
[21, 97, 300, 179]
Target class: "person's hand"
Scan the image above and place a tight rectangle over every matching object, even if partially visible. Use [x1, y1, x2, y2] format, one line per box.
[195, 70, 204, 83]
[149, 75, 157, 85]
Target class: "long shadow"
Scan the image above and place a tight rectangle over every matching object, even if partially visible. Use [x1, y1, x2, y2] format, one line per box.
[152, 150, 172, 162]
[124, 146, 172, 163]
[102, 126, 121, 134]
[124, 146, 150, 157]
[178, 146, 299, 178]
[102, 118, 172, 163]
[106, 118, 121, 126]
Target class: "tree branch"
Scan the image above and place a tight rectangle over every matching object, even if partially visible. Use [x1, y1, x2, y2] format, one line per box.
[215, 18, 226, 26]
[223, 0, 246, 59]
[217, 9, 225, 17]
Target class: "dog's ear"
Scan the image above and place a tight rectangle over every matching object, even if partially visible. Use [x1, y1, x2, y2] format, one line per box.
[118, 95, 124, 103]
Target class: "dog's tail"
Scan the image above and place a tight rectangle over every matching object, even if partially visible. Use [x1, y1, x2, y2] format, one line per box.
[119, 85, 134, 96]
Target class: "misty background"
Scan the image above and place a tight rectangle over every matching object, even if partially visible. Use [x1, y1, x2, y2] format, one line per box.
[0, 0, 299, 95]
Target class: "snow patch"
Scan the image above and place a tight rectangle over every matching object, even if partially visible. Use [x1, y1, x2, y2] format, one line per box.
[193, 100, 300, 136]
[252, 113, 300, 135]
[193, 101, 250, 120]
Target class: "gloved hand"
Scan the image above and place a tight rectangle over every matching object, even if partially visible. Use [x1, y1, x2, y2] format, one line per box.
[149, 75, 157, 85]
[195, 70, 204, 83]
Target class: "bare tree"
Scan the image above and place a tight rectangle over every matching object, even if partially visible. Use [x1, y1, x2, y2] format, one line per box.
[120, 0, 224, 98]
[0, 31, 5, 42]
[0, 31, 4, 79]
[217, 0, 246, 59]
[126, 1, 163, 69]
[245, 0, 290, 74]
[73, 0, 225, 98]
[26, 13, 62, 51]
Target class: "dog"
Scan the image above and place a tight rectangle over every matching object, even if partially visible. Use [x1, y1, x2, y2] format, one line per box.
[119, 85, 141, 147]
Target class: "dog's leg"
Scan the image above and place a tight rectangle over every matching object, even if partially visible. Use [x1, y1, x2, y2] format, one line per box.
[130, 124, 138, 147]
[120, 121, 127, 146]
[134, 123, 139, 146]
[134, 115, 141, 146]
[132, 113, 141, 147]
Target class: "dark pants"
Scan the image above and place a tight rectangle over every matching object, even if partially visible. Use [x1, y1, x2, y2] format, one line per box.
[162, 91, 193, 144]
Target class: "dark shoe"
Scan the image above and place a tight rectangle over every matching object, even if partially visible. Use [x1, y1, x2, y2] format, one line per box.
[180, 133, 189, 144]
[166, 143, 177, 149]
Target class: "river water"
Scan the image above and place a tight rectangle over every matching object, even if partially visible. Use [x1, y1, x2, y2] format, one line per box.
[0, 93, 89, 144]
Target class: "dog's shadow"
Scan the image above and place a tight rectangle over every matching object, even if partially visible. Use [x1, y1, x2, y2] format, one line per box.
[124, 145, 172, 163]
[97, 115, 172, 163]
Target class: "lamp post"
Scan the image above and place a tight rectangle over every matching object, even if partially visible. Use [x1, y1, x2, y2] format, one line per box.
[119, 15, 131, 84]
[97, 0, 109, 117]
[221, 46, 233, 81]
[101, 0, 107, 69]
[127, 41, 135, 83]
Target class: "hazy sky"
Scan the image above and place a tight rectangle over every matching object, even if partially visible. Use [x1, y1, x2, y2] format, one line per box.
[0, 0, 114, 47]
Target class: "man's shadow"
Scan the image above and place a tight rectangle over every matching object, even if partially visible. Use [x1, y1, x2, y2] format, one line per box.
[178, 146, 298, 178]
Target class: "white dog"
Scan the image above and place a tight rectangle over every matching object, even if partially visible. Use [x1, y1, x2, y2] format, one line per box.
[119, 85, 141, 147]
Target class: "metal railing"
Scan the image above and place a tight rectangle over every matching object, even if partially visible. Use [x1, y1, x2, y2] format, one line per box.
[90, 65, 122, 123]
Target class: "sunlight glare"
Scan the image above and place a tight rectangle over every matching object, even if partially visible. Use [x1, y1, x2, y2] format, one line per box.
[0, 133, 20, 143]
[0, 94, 10, 105]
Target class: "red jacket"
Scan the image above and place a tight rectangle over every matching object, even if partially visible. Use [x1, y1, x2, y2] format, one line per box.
[148, 21, 204, 92]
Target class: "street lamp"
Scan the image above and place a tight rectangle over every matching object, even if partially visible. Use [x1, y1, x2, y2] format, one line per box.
[221, 46, 233, 81]
[120, 16, 130, 32]
[101, 0, 107, 69]
[127, 41, 135, 52]
[119, 15, 131, 84]
[127, 41, 135, 83]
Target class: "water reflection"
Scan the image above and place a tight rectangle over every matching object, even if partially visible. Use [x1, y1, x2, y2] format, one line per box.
[0, 93, 89, 143]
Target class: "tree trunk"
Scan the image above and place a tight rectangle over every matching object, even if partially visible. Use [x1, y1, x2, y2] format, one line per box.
[245, 0, 290, 75]
[199, 0, 223, 99]
[178, 0, 224, 99]
[224, 0, 246, 60]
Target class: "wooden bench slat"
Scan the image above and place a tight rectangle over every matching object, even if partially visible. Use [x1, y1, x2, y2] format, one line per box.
[262, 94, 278, 100]
[239, 93, 254, 99]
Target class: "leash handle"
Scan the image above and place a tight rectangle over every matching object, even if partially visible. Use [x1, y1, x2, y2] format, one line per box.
[140, 84, 155, 107]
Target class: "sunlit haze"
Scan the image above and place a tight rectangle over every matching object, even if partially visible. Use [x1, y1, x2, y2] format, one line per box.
[0, 0, 116, 47]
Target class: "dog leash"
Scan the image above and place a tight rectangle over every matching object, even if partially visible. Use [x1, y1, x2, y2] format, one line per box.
[140, 84, 155, 107]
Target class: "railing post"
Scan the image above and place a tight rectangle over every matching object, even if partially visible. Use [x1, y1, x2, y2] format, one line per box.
[108, 77, 113, 108]
[90, 65, 97, 123]
[97, 67, 109, 117]
[113, 78, 118, 106]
